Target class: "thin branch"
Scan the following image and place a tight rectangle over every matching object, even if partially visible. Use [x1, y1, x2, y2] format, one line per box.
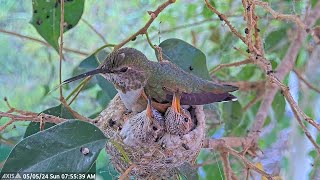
[203, 138, 274, 180]
[293, 68, 320, 93]
[114, 0, 175, 50]
[243, 93, 263, 111]
[220, 152, 233, 180]
[145, 32, 156, 50]
[0, 29, 89, 56]
[119, 164, 136, 180]
[249, 0, 320, 142]
[252, 0, 307, 30]
[0, 112, 65, 132]
[204, 0, 246, 43]
[59, 0, 65, 100]
[289, 96, 320, 154]
[210, 59, 251, 74]
[81, 18, 108, 44]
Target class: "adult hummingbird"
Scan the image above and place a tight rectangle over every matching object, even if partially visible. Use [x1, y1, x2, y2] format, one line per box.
[62, 48, 238, 111]
[120, 98, 165, 147]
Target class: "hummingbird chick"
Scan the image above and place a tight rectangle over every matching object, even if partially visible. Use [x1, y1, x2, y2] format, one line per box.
[165, 93, 195, 136]
[120, 98, 165, 147]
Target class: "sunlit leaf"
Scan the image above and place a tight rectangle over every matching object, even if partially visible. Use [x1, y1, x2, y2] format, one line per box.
[30, 0, 85, 51]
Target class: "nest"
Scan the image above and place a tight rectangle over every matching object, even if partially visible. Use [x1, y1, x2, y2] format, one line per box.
[97, 94, 206, 179]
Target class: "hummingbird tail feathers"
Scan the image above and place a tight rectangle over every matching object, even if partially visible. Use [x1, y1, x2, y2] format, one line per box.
[169, 92, 237, 105]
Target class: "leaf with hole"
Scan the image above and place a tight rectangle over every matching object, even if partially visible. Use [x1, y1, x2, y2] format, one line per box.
[30, 0, 85, 51]
[3, 120, 107, 173]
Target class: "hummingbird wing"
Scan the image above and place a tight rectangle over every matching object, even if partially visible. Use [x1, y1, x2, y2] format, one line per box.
[165, 92, 237, 105]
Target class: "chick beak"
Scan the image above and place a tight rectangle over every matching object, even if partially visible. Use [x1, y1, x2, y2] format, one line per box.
[172, 93, 181, 114]
[146, 97, 153, 119]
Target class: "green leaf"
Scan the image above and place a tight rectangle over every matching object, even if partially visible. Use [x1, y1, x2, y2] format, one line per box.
[24, 104, 75, 138]
[30, 0, 85, 51]
[197, 150, 224, 180]
[264, 28, 287, 51]
[2, 120, 107, 173]
[156, 38, 211, 80]
[272, 92, 285, 121]
[202, 0, 216, 18]
[222, 101, 243, 135]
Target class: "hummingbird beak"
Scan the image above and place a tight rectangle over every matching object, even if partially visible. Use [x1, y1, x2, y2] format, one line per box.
[61, 68, 111, 85]
[172, 93, 181, 114]
[146, 97, 153, 119]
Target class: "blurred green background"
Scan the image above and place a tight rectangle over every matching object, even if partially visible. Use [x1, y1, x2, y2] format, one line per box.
[1, 0, 320, 179]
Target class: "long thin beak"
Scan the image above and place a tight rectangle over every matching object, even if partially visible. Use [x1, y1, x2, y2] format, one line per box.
[172, 93, 181, 114]
[62, 68, 105, 85]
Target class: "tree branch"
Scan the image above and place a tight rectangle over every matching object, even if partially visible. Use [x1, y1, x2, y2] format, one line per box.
[210, 59, 252, 74]
[252, 0, 307, 30]
[293, 68, 320, 93]
[204, 0, 246, 44]
[114, 0, 176, 50]
[203, 138, 274, 180]
[248, 1, 320, 143]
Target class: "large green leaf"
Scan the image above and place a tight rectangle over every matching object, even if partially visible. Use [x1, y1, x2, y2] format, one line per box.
[24, 104, 75, 138]
[222, 101, 243, 135]
[2, 120, 107, 173]
[156, 38, 211, 80]
[30, 0, 85, 51]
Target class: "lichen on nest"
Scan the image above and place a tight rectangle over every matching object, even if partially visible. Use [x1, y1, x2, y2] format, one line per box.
[97, 94, 205, 179]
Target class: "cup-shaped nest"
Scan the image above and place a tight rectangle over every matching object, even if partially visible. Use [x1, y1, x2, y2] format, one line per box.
[97, 95, 205, 179]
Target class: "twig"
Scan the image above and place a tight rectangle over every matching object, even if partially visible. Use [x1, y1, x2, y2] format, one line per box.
[272, 77, 320, 131]
[210, 59, 251, 74]
[252, 0, 307, 30]
[60, 98, 92, 122]
[203, 138, 274, 179]
[0, 112, 65, 132]
[114, 0, 175, 50]
[290, 97, 320, 154]
[249, 0, 320, 142]
[0, 29, 89, 56]
[119, 164, 136, 180]
[220, 152, 233, 180]
[204, 0, 246, 44]
[243, 93, 263, 111]
[81, 18, 108, 44]
[293, 68, 320, 93]
[59, 0, 65, 100]
[145, 32, 156, 50]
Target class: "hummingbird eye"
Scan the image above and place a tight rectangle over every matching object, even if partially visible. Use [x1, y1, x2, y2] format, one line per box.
[119, 67, 128, 72]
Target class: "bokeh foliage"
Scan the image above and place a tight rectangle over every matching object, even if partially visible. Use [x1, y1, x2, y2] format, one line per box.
[1, 0, 319, 179]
